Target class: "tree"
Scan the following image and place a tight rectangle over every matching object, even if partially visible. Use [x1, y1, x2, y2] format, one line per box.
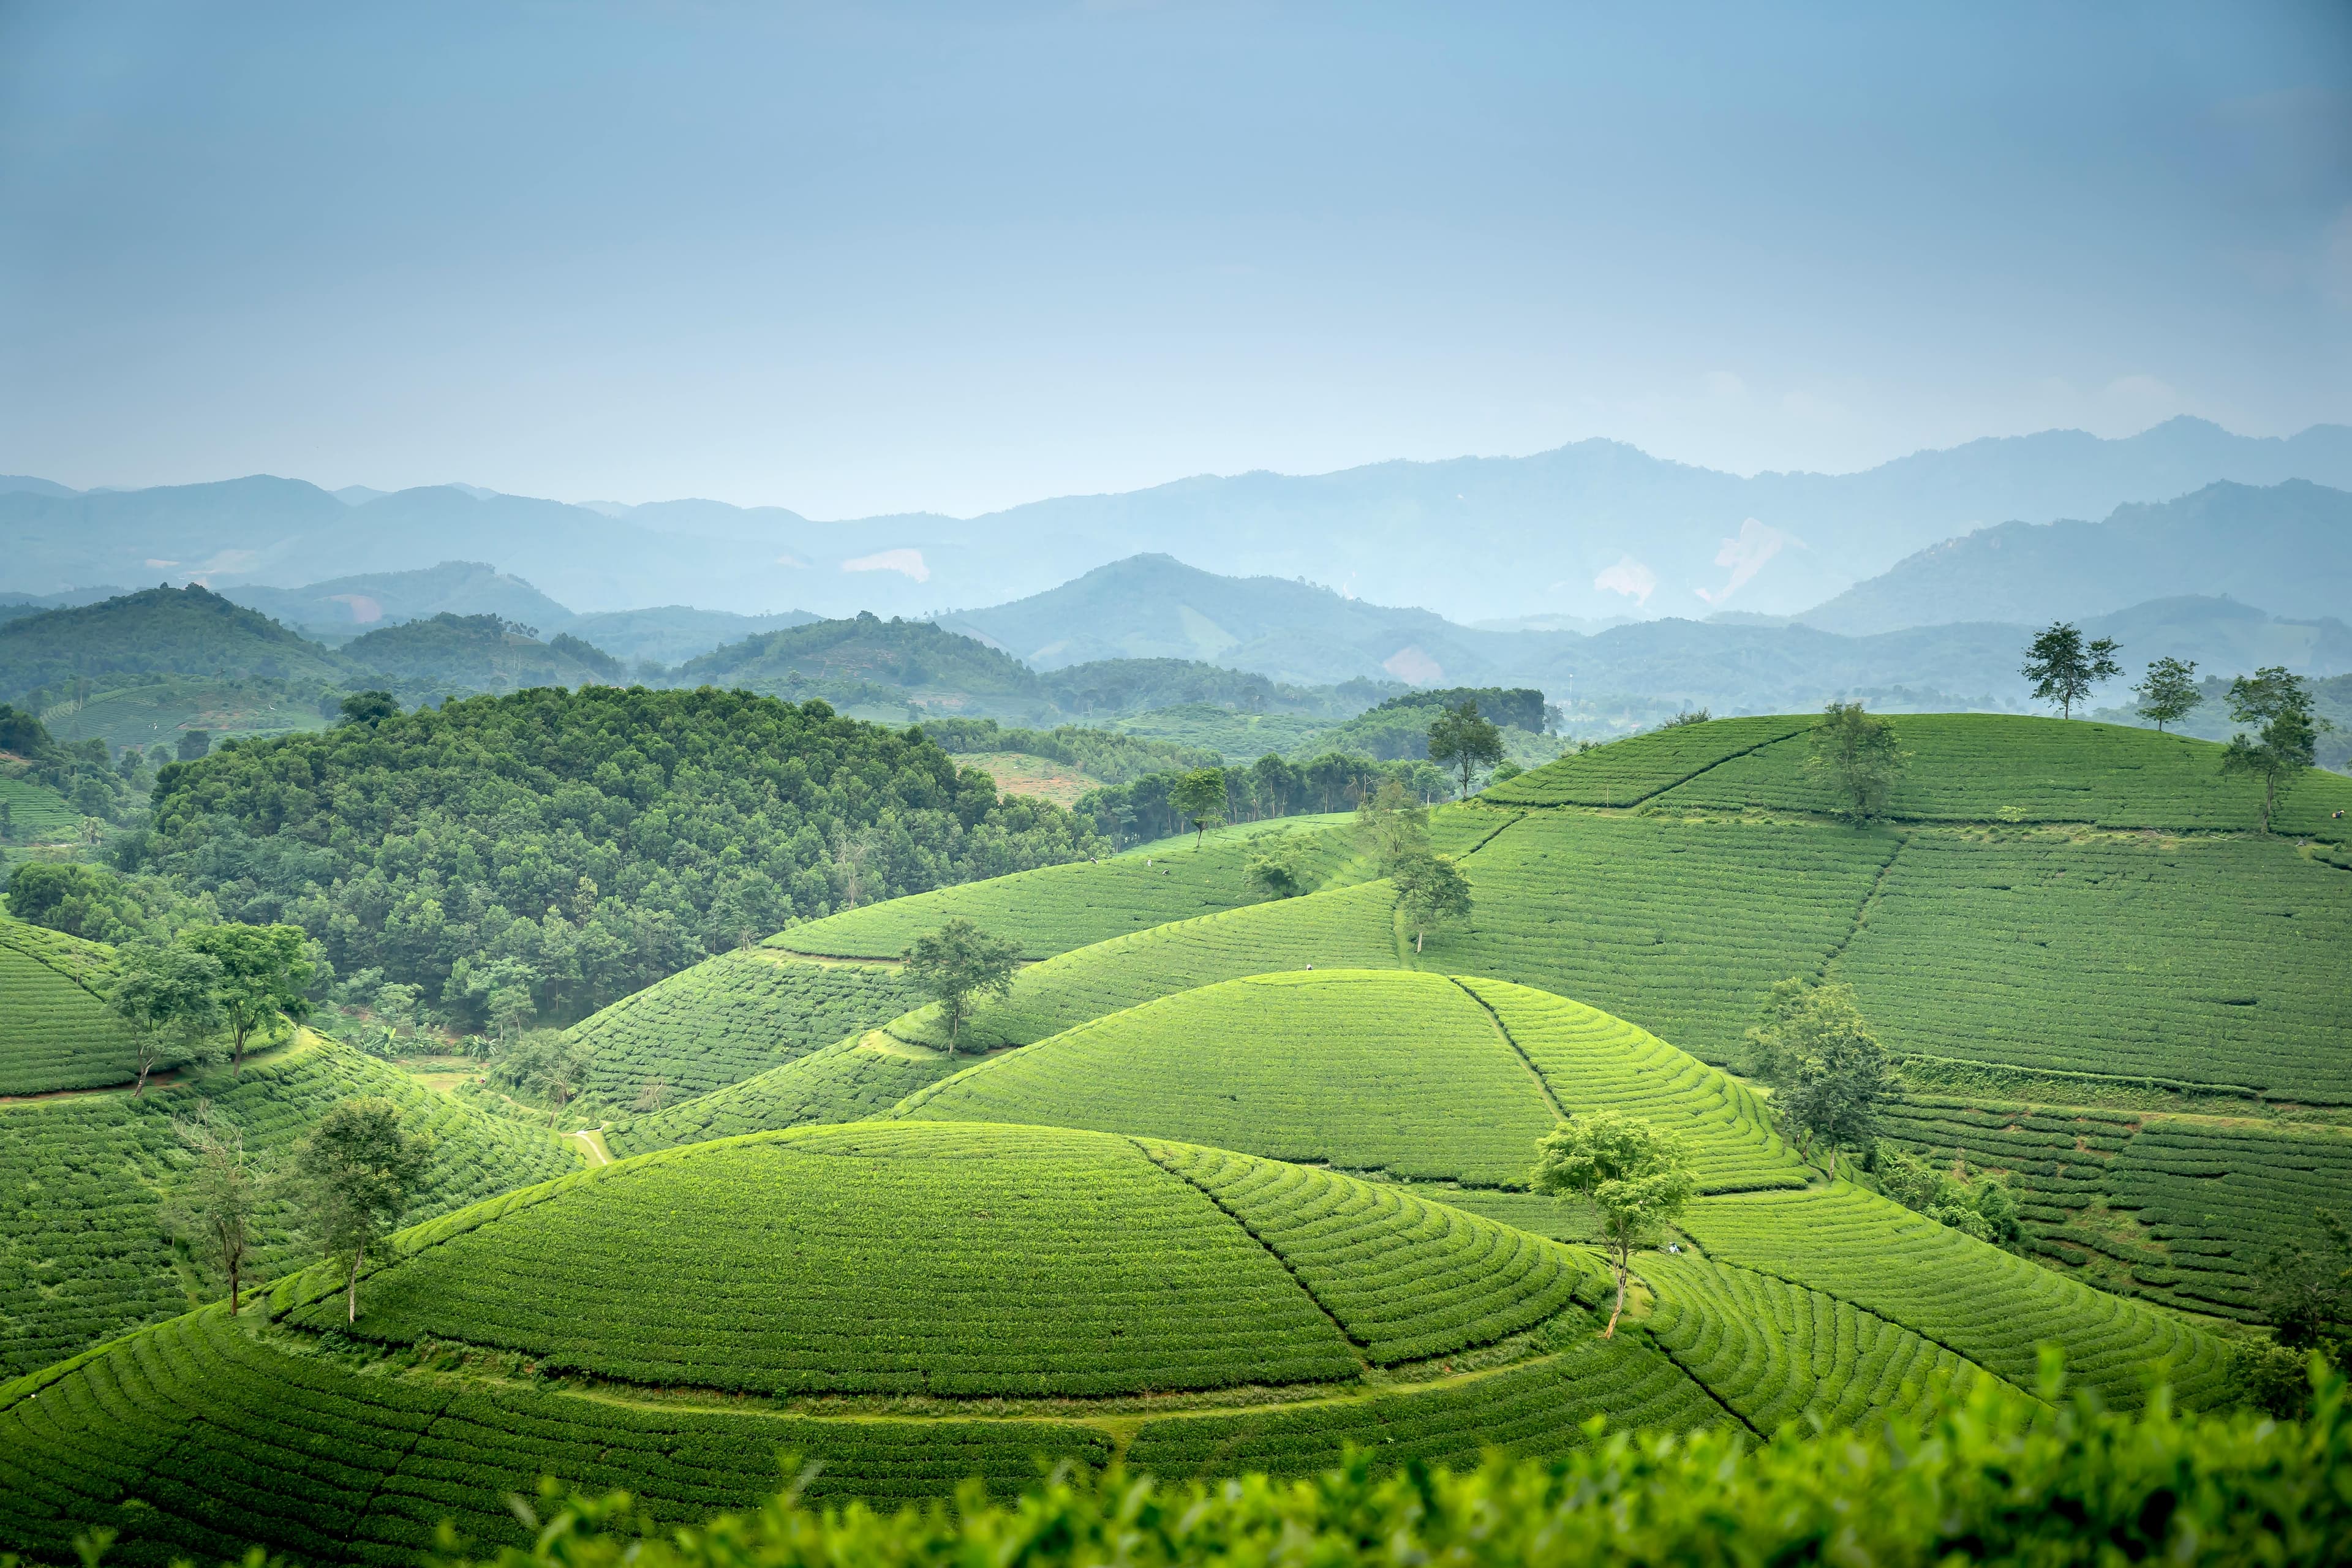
[178, 922, 315, 1074]
[1392, 848, 1472, 953]
[1745, 979, 1896, 1175]
[1531, 1110, 1695, 1338]
[1427, 700, 1506, 801]
[1354, 777, 1429, 873]
[2221, 665, 2322, 833]
[1169, 768, 1229, 848]
[492, 1029, 595, 1126]
[108, 943, 226, 1096]
[902, 917, 1022, 1056]
[338, 690, 401, 726]
[1244, 839, 1313, 900]
[160, 1104, 266, 1314]
[1801, 702, 1909, 822]
[2258, 1208, 2350, 1365]
[2132, 657, 2203, 733]
[294, 1097, 431, 1325]
[2021, 623, 2122, 719]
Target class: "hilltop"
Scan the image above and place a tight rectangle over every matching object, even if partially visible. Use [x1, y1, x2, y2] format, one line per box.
[339, 612, 626, 695]
[0, 583, 348, 707]
[224, 562, 576, 641]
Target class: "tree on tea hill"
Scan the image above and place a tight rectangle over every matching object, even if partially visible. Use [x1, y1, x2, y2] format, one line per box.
[1532, 1110, 1695, 1338]
[296, 1096, 432, 1324]
[1427, 699, 1505, 801]
[2022, 622, 2122, 719]
[108, 941, 227, 1097]
[1392, 848, 1472, 953]
[1354, 776, 1429, 872]
[2222, 666, 2323, 833]
[2132, 657, 2203, 733]
[1169, 767, 1229, 848]
[903, 917, 1022, 1057]
[161, 1103, 267, 1315]
[494, 1030, 595, 1127]
[1746, 978, 1895, 1177]
[179, 922, 314, 1074]
[1802, 702, 1909, 823]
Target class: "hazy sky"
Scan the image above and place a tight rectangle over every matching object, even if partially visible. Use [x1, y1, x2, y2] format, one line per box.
[3, 1, 2348, 516]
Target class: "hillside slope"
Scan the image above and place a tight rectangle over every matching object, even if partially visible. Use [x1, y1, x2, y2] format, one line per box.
[0, 583, 349, 706]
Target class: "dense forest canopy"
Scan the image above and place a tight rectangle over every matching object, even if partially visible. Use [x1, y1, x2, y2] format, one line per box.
[132, 687, 1105, 1025]
[0, 583, 349, 706]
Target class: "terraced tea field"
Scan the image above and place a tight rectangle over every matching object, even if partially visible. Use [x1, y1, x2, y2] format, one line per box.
[1679, 1183, 2229, 1412]
[1, 1118, 1744, 1561]
[1483, 715, 1813, 807]
[1878, 1095, 2352, 1321]
[0, 916, 141, 1095]
[605, 1030, 970, 1156]
[1831, 830, 2352, 1098]
[0, 772, 79, 840]
[0, 1031, 577, 1378]
[565, 948, 918, 1105]
[1648, 713, 2352, 838]
[1426, 812, 1899, 1065]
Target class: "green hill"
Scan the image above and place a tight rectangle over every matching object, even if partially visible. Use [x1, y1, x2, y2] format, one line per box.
[340, 611, 625, 695]
[562, 948, 918, 1107]
[605, 1027, 971, 1156]
[41, 676, 333, 753]
[0, 1121, 1728, 1561]
[0, 584, 348, 707]
[0, 1027, 577, 1378]
[0, 916, 141, 1094]
[679, 612, 1046, 712]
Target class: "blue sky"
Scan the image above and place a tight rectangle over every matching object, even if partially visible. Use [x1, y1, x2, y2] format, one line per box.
[2, 1, 2346, 515]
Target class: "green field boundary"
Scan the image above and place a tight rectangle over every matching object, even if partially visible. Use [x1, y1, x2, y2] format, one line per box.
[1446, 975, 1566, 1121]
[1893, 1052, 2280, 1106]
[1815, 830, 1910, 977]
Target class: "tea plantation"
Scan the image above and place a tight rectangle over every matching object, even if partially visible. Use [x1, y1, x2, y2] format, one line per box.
[0, 914, 142, 1094]
[0, 1030, 578, 1378]
[603, 1029, 968, 1156]
[0, 1120, 1748, 1561]
[563, 947, 919, 1106]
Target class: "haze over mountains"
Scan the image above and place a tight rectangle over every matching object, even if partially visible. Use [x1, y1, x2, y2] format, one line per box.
[6, 418, 2350, 625]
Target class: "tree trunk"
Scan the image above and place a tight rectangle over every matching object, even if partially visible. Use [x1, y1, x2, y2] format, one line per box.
[1604, 1253, 1627, 1339]
[2263, 774, 2278, 834]
[228, 1251, 240, 1317]
[1414, 929, 1423, 954]
[347, 1243, 363, 1324]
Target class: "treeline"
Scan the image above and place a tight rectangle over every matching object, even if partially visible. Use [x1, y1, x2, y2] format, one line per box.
[911, 716, 1219, 783]
[1306, 686, 1555, 762]
[1076, 750, 1455, 846]
[117, 687, 1106, 1028]
[0, 703, 149, 826]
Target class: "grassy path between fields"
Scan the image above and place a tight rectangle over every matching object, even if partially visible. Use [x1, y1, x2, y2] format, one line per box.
[563, 1123, 613, 1166]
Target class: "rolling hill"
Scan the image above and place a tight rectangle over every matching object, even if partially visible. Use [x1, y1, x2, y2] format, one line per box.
[0, 1121, 1725, 1561]
[0, 583, 349, 707]
[223, 562, 578, 641]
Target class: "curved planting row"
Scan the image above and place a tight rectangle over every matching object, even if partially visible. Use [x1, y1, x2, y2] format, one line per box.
[0, 919, 138, 1096]
[1835, 832, 2352, 1098]
[1483, 716, 1813, 809]
[1464, 978, 1804, 1193]
[0, 1034, 576, 1379]
[1430, 813, 1898, 1066]
[565, 948, 918, 1106]
[605, 1030, 962, 1157]
[1147, 1141, 1589, 1365]
[1679, 1183, 2230, 1411]
[1642, 1251, 1983, 1435]
[900, 971, 1555, 1186]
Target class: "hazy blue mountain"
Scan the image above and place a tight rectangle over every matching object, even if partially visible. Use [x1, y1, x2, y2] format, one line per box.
[1798, 480, 2352, 634]
[0, 475, 78, 499]
[331, 485, 391, 505]
[4, 418, 2346, 624]
[341, 613, 626, 697]
[222, 562, 579, 641]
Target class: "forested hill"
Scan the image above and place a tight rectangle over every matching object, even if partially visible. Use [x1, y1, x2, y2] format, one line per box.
[679, 611, 1045, 706]
[0, 582, 348, 705]
[134, 687, 1106, 1025]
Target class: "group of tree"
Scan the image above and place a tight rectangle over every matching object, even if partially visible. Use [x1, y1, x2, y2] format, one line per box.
[1868, 1143, 2022, 1247]
[121, 685, 1105, 1030]
[1744, 977, 1896, 1177]
[105, 920, 315, 1095]
[1355, 779, 1473, 951]
[1076, 752, 1452, 847]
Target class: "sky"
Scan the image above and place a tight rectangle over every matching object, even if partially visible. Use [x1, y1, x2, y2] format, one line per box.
[2, 1, 2348, 518]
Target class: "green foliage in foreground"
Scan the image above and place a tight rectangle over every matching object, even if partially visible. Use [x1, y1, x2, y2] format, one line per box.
[440, 1362, 2352, 1568]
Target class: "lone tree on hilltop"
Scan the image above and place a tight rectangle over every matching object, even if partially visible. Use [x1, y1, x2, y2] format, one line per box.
[296, 1096, 431, 1325]
[2022, 622, 2122, 719]
[903, 917, 1022, 1057]
[108, 941, 226, 1097]
[1745, 978, 1895, 1177]
[1802, 702, 1909, 823]
[2222, 666, 2323, 832]
[1532, 1110, 1695, 1338]
[160, 1102, 266, 1316]
[2132, 657, 2203, 733]
[1392, 847, 1472, 954]
[179, 922, 314, 1074]
[1427, 699, 1506, 801]
[1169, 767, 1229, 848]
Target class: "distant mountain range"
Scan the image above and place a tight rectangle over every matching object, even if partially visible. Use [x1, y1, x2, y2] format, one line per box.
[6, 417, 2348, 623]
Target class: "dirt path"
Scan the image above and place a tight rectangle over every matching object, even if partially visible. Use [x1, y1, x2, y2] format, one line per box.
[563, 1123, 614, 1166]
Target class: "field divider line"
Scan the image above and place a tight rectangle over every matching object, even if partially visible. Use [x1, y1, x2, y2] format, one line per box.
[1816, 830, 1908, 980]
[1446, 977, 1565, 1122]
[1632, 1291, 1767, 1443]
[353, 1395, 457, 1544]
[1131, 1140, 1373, 1359]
